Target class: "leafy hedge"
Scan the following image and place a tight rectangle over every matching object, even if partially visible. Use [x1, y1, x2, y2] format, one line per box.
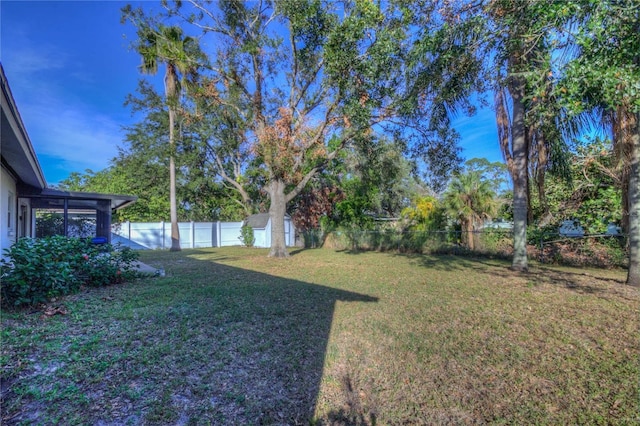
[1, 236, 139, 307]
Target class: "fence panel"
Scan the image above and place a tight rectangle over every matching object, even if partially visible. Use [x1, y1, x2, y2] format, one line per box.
[193, 222, 216, 248]
[113, 221, 243, 249]
[219, 222, 244, 247]
[125, 222, 165, 249]
[113, 220, 277, 249]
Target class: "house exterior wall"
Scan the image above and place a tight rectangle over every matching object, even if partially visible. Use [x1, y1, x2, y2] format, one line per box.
[1, 165, 18, 253]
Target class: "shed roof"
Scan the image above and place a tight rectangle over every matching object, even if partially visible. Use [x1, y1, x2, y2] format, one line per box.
[244, 213, 291, 229]
[244, 213, 270, 229]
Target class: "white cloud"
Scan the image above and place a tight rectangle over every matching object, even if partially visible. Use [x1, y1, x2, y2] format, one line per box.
[2, 23, 68, 74]
[3, 28, 125, 182]
[22, 99, 123, 173]
[6, 46, 67, 76]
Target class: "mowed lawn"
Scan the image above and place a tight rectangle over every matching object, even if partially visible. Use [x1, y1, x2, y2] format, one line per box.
[1, 247, 638, 425]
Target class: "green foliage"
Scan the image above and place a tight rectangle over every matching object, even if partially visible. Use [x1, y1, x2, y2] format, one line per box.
[401, 196, 446, 232]
[321, 138, 422, 232]
[559, 0, 640, 115]
[463, 158, 510, 196]
[1, 237, 139, 307]
[531, 139, 622, 234]
[331, 181, 376, 231]
[239, 225, 255, 248]
[59, 81, 254, 223]
[477, 228, 512, 253]
[79, 245, 139, 288]
[35, 211, 65, 237]
[398, 1, 487, 191]
[443, 171, 497, 249]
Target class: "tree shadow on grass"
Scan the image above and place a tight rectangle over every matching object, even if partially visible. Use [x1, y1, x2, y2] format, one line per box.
[1, 249, 378, 425]
[156, 253, 379, 424]
[393, 251, 632, 297]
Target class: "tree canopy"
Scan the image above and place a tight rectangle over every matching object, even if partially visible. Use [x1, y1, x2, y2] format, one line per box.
[80, 0, 640, 282]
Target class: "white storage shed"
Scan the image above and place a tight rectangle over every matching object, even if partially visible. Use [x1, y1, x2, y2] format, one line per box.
[244, 213, 295, 248]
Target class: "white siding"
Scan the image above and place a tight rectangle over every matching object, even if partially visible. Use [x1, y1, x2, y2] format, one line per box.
[1, 166, 17, 253]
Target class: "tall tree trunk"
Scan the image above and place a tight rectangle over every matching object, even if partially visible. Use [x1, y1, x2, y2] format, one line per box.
[510, 78, 528, 272]
[534, 131, 549, 218]
[169, 106, 181, 252]
[165, 65, 181, 252]
[460, 219, 469, 249]
[626, 112, 639, 286]
[268, 179, 289, 258]
[467, 220, 475, 251]
[169, 153, 180, 251]
[613, 106, 634, 235]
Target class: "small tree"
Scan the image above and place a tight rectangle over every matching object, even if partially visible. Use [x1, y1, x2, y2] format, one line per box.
[401, 196, 445, 232]
[444, 171, 497, 251]
[239, 225, 255, 248]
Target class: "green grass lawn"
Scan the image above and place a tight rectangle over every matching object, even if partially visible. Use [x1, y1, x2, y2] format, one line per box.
[2, 247, 638, 425]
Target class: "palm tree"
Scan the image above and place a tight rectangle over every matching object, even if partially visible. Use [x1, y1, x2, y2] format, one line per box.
[557, 0, 639, 286]
[134, 24, 202, 251]
[444, 171, 497, 251]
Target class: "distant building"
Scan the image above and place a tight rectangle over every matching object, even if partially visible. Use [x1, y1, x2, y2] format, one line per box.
[481, 219, 513, 230]
[558, 220, 584, 237]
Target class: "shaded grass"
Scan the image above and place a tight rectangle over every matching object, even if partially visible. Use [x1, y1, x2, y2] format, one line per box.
[1, 247, 638, 424]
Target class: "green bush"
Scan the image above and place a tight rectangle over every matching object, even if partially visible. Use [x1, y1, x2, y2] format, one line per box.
[1, 236, 139, 307]
[477, 228, 512, 252]
[239, 225, 255, 247]
[77, 244, 139, 287]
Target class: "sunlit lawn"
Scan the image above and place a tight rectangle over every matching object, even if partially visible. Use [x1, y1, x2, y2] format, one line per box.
[1, 247, 638, 424]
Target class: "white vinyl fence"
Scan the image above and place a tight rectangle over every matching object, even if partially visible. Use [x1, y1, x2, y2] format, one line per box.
[112, 220, 297, 250]
[112, 221, 244, 250]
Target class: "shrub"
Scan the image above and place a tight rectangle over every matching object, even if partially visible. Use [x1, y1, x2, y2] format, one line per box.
[239, 225, 255, 247]
[1, 236, 139, 307]
[302, 229, 323, 248]
[77, 244, 139, 287]
[477, 228, 512, 252]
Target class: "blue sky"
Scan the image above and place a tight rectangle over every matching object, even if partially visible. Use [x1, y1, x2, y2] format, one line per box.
[1, 0, 503, 186]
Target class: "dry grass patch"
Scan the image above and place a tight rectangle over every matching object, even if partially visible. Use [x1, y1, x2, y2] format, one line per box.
[1, 247, 638, 425]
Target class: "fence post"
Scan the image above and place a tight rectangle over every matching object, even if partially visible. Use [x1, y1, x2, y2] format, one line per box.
[191, 221, 195, 249]
[212, 222, 216, 248]
[161, 221, 165, 250]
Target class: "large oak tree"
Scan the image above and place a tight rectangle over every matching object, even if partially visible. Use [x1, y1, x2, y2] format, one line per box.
[160, 0, 426, 257]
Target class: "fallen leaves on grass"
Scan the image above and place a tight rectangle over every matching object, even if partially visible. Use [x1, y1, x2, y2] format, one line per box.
[40, 305, 68, 318]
